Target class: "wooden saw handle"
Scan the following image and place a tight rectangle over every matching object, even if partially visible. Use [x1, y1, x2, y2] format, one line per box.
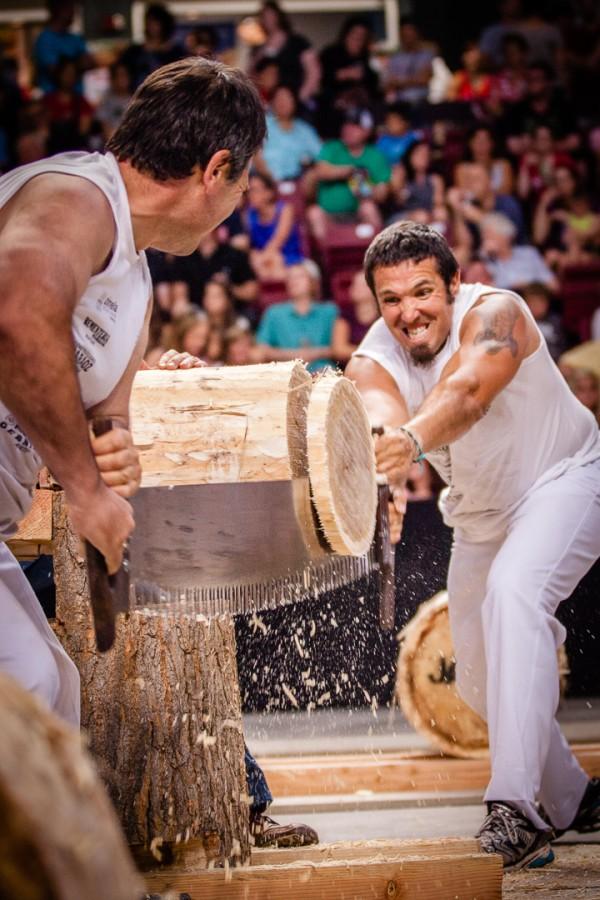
[372, 427, 396, 630]
[85, 418, 130, 653]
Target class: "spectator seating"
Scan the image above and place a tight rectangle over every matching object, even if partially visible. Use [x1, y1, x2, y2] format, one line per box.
[560, 263, 600, 343]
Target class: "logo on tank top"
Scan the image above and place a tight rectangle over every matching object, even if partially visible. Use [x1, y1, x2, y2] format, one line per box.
[83, 315, 110, 347]
[75, 341, 95, 373]
[0, 414, 33, 452]
[95, 294, 118, 323]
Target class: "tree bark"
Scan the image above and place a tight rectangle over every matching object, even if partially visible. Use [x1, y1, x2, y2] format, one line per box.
[52, 493, 250, 867]
[0, 672, 142, 900]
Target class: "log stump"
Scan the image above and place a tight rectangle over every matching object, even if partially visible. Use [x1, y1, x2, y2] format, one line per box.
[0, 672, 142, 900]
[52, 493, 250, 868]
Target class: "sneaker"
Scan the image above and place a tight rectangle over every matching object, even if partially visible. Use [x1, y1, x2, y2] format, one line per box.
[476, 802, 555, 870]
[552, 777, 600, 838]
[250, 813, 319, 848]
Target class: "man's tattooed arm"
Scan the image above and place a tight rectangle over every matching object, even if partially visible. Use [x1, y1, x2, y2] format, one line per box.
[472, 301, 520, 357]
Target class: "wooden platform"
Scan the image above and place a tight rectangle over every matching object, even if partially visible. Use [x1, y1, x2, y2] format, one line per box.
[144, 837, 502, 899]
[258, 744, 600, 797]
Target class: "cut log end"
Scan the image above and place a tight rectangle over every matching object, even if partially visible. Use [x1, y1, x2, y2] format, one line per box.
[307, 373, 377, 556]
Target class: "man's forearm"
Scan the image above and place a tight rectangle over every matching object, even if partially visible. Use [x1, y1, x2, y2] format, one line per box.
[406, 372, 486, 452]
[0, 313, 101, 500]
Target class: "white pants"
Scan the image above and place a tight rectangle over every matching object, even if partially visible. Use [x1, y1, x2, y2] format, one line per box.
[0, 542, 80, 726]
[448, 457, 600, 831]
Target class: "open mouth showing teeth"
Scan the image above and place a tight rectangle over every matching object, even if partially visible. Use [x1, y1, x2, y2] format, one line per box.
[404, 323, 430, 339]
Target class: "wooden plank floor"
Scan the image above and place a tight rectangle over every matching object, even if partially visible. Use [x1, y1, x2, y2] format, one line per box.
[259, 743, 600, 797]
[145, 846, 502, 899]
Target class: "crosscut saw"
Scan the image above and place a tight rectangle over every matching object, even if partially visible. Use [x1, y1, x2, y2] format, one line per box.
[85, 368, 395, 651]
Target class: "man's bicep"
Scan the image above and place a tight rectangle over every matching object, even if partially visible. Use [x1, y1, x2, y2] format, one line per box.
[345, 355, 409, 427]
[452, 294, 530, 404]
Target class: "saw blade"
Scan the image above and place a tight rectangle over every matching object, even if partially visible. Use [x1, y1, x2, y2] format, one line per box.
[127, 479, 375, 617]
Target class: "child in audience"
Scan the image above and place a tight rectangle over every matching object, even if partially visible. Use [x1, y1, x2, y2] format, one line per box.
[246, 172, 303, 280]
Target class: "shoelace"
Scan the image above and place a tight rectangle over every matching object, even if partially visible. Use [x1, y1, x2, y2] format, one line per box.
[478, 803, 526, 847]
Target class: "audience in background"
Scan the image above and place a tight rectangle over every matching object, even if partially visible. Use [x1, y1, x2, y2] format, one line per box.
[318, 16, 379, 134]
[256, 261, 342, 372]
[308, 109, 390, 240]
[260, 85, 322, 181]
[246, 172, 304, 279]
[376, 103, 420, 167]
[95, 62, 133, 142]
[249, 1, 320, 109]
[388, 140, 446, 226]
[480, 212, 558, 292]
[521, 282, 567, 360]
[382, 19, 434, 108]
[119, 3, 185, 89]
[3, 0, 600, 423]
[331, 271, 379, 362]
[34, 0, 95, 93]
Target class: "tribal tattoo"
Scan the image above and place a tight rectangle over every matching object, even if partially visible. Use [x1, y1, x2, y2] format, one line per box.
[472, 301, 519, 357]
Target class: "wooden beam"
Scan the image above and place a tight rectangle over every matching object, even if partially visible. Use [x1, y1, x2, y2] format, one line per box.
[6, 489, 53, 558]
[252, 836, 481, 867]
[145, 850, 502, 899]
[258, 743, 600, 797]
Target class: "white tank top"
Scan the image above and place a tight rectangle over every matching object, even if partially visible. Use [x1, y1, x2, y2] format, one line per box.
[0, 152, 151, 536]
[355, 282, 600, 540]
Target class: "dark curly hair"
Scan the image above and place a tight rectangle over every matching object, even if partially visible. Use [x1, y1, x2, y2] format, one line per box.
[364, 221, 459, 294]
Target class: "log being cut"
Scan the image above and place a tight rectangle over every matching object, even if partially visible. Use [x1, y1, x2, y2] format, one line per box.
[127, 362, 379, 615]
[51, 361, 382, 867]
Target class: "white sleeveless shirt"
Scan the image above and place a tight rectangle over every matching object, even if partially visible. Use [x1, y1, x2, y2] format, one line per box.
[355, 282, 600, 540]
[0, 151, 151, 536]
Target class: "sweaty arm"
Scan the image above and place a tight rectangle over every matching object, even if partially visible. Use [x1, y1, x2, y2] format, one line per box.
[0, 174, 133, 571]
[375, 293, 538, 484]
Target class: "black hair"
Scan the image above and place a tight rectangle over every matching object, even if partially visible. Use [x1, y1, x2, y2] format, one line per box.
[384, 101, 412, 122]
[249, 171, 277, 193]
[403, 140, 431, 181]
[338, 15, 372, 45]
[364, 222, 459, 294]
[501, 31, 529, 54]
[145, 4, 176, 42]
[261, 1, 292, 34]
[107, 57, 266, 182]
[528, 59, 555, 80]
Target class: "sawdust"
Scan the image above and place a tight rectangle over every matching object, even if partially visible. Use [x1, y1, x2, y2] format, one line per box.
[504, 844, 600, 898]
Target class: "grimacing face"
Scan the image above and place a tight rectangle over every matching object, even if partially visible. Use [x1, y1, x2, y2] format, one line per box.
[373, 257, 459, 365]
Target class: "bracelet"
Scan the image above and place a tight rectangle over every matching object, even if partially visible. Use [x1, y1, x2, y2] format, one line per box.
[398, 425, 426, 463]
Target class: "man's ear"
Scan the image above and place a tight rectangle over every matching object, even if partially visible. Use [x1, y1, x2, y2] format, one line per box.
[202, 149, 231, 187]
[450, 268, 461, 299]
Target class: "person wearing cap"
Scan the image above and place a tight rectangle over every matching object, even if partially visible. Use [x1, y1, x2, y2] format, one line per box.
[306, 108, 391, 241]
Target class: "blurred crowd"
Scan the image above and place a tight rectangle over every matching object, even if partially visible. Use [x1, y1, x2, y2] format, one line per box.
[1, 0, 599, 500]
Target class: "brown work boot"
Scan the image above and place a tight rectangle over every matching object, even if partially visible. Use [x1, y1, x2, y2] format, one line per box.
[250, 813, 319, 848]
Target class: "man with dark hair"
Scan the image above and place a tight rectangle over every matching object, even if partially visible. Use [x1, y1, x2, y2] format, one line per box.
[0, 55, 265, 725]
[347, 221, 600, 870]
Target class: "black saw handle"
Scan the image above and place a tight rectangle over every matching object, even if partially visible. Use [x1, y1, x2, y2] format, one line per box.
[85, 417, 130, 653]
[372, 426, 396, 630]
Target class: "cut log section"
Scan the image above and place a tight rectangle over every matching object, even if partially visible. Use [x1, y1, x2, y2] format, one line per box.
[51, 492, 250, 866]
[0, 673, 142, 900]
[307, 372, 377, 556]
[396, 591, 569, 758]
[130, 361, 312, 486]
